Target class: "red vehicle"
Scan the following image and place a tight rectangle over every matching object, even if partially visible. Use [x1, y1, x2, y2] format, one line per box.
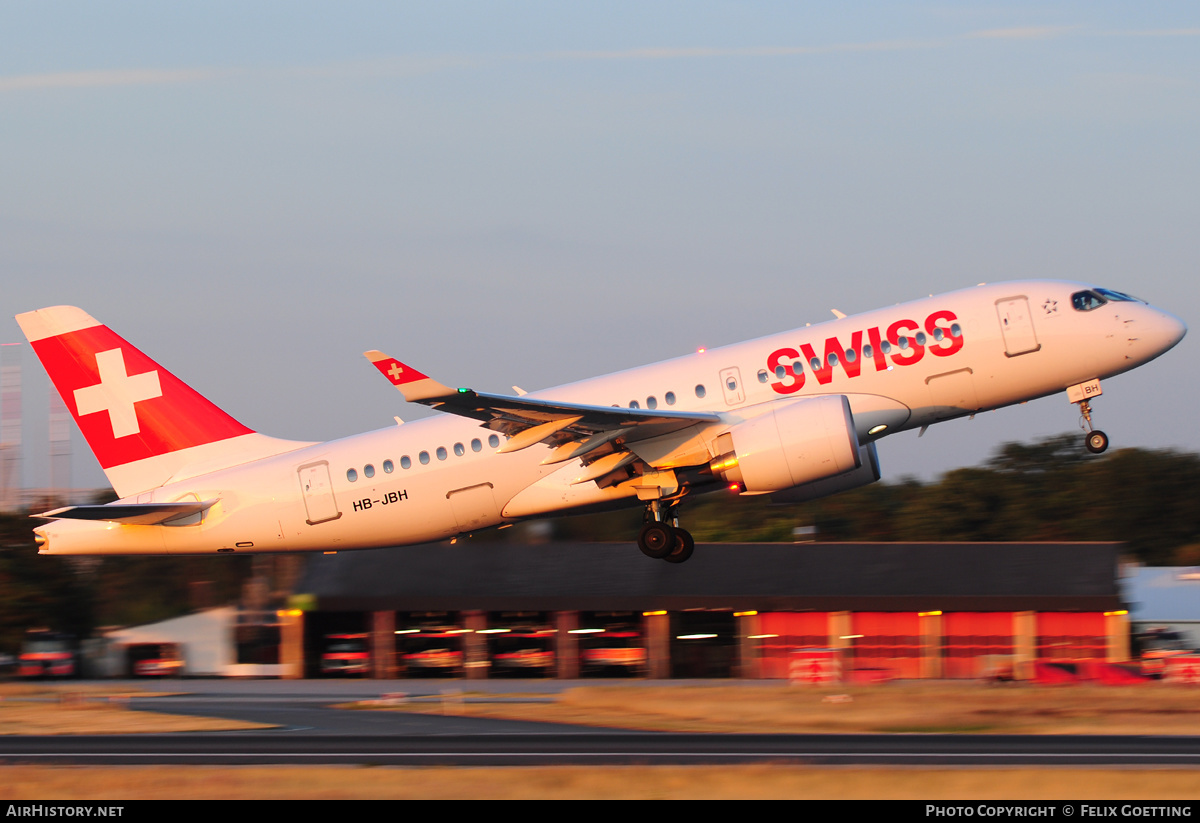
[1135, 627, 1194, 678]
[580, 631, 647, 676]
[19, 630, 78, 679]
[400, 629, 465, 677]
[493, 640, 555, 675]
[321, 633, 370, 677]
[127, 643, 183, 677]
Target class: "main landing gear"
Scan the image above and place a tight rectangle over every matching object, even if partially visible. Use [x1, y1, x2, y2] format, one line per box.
[1077, 399, 1109, 455]
[637, 499, 695, 564]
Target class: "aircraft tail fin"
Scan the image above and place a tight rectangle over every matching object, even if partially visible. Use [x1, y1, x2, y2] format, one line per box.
[16, 306, 308, 497]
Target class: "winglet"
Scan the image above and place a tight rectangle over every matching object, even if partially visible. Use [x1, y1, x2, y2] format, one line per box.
[364, 351, 457, 403]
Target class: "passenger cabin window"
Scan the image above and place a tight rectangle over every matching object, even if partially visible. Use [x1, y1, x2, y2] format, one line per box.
[383, 460, 394, 473]
[400, 456, 412, 469]
[665, 391, 676, 406]
[695, 384, 706, 399]
[471, 438, 482, 452]
[646, 396, 658, 409]
[347, 468, 358, 482]
[364, 464, 375, 479]
[757, 370, 769, 383]
[488, 434, 500, 449]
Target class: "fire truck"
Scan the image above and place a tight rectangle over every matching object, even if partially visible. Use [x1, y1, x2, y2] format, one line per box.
[19, 630, 79, 679]
[320, 633, 371, 677]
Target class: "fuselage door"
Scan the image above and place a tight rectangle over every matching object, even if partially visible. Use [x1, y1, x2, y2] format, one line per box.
[719, 367, 745, 406]
[996, 296, 1041, 357]
[297, 461, 341, 525]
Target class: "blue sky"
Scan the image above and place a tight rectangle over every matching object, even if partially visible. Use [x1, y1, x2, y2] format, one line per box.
[3, 2, 1198, 490]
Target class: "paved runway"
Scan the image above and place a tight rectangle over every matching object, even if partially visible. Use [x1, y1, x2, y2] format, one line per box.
[3, 680, 1199, 766]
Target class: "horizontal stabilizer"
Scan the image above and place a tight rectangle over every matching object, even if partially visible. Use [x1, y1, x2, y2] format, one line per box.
[33, 500, 218, 526]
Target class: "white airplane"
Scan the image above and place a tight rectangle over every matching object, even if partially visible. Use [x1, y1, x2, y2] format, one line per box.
[16, 280, 1186, 563]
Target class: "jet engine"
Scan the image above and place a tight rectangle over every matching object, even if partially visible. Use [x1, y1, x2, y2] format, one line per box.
[709, 395, 861, 492]
[769, 440, 881, 503]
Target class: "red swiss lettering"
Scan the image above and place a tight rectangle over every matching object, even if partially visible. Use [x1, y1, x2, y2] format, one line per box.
[924, 310, 964, 357]
[764, 308, 962, 391]
[886, 319, 924, 366]
[767, 347, 804, 394]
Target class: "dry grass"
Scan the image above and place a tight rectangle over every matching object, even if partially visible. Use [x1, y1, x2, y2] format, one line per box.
[360, 681, 1200, 736]
[3, 765, 1200, 800]
[0, 684, 270, 735]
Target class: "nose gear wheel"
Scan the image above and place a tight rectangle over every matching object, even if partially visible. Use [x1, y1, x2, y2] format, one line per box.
[1078, 399, 1109, 454]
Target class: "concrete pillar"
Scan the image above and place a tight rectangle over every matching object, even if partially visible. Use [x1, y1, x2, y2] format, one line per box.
[278, 609, 305, 680]
[829, 611, 852, 682]
[1106, 611, 1130, 663]
[1014, 611, 1037, 680]
[737, 612, 762, 679]
[556, 611, 580, 679]
[919, 611, 943, 680]
[644, 611, 671, 679]
[371, 610, 396, 679]
[463, 610, 489, 680]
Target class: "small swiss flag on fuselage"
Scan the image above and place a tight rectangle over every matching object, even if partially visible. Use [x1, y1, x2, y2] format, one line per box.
[19, 308, 252, 469]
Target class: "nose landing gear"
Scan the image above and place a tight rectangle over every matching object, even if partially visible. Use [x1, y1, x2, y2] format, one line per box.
[1068, 381, 1109, 455]
[1078, 399, 1109, 454]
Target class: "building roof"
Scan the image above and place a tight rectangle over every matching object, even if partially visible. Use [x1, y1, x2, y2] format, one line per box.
[298, 541, 1122, 612]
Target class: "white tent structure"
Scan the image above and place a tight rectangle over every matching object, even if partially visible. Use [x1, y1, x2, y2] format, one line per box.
[100, 606, 287, 677]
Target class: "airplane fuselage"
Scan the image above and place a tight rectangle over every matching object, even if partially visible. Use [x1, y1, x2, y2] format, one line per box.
[29, 280, 1186, 556]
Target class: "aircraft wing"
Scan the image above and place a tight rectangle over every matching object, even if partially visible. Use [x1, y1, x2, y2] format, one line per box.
[365, 351, 722, 466]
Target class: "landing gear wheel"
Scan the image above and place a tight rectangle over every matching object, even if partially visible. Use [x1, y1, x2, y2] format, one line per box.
[638, 523, 676, 559]
[1086, 430, 1109, 454]
[663, 528, 695, 564]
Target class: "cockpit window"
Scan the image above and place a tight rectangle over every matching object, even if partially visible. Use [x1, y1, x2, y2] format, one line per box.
[1094, 288, 1141, 303]
[1072, 290, 1107, 312]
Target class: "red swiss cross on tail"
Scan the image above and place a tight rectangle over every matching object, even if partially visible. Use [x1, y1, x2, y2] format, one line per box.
[15, 306, 277, 497]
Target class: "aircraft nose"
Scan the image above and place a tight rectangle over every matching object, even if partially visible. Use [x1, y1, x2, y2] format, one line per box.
[1156, 308, 1187, 350]
[1144, 305, 1187, 356]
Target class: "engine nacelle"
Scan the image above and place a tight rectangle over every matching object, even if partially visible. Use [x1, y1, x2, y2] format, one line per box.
[709, 395, 861, 493]
[769, 440, 881, 503]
